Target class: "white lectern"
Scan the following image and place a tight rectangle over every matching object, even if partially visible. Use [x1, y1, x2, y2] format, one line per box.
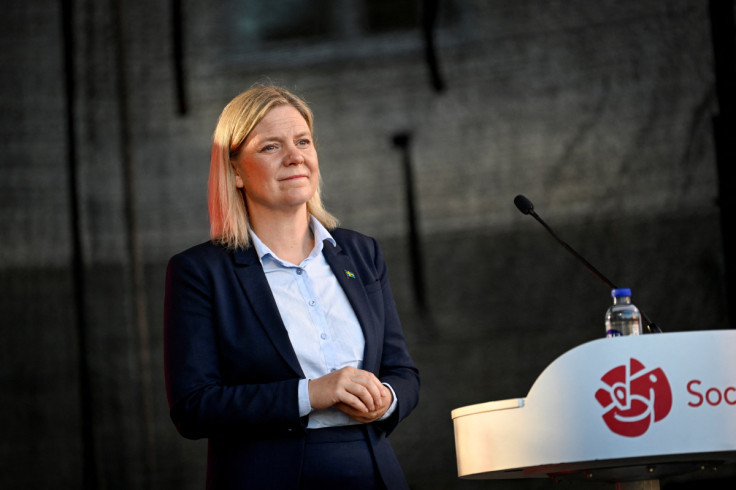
[452, 330, 736, 488]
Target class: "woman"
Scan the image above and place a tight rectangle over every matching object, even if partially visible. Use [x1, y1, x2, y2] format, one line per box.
[164, 85, 420, 489]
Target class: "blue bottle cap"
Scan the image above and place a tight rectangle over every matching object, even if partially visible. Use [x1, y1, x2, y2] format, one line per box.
[611, 288, 632, 297]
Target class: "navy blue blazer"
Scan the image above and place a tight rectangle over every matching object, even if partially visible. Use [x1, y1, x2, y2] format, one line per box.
[164, 228, 420, 489]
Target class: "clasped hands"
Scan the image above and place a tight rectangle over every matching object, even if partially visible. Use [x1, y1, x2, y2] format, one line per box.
[308, 366, 392, 423]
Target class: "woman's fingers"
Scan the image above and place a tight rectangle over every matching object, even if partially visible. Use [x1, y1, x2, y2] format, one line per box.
[348, 370, 383, 411]
[308, 367, 385, 413]
[335, 385, 393, 423]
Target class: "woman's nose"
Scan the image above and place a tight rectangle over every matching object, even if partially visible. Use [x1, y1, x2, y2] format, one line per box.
[284, 143, 305, 165]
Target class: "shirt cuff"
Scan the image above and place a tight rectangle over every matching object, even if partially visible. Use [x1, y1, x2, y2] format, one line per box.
[378, 383, 398, 421]
[298, 378, 312, 418]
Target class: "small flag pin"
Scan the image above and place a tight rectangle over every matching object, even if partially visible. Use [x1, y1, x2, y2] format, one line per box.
[344, 269, 356, 279]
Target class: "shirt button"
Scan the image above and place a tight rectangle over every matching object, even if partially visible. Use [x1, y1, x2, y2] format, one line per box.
[320, 333, 327, 340]
[296, 269, 303, 275]
[309, 300, 316, 307]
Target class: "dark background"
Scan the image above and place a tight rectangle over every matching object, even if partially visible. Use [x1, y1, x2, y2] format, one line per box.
[1, 0, 734, 489]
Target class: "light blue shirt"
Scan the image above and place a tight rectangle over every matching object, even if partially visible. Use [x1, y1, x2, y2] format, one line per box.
[250, 216, 396, 428]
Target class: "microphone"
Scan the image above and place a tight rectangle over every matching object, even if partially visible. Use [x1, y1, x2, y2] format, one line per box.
[513, 194, 661, 333]
[513, 194, 534, 215]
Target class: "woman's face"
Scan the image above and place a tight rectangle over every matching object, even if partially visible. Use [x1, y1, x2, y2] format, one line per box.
[232, 104, 319, 217]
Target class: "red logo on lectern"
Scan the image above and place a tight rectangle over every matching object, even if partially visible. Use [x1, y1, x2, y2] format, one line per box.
[595, 358, 672, 437]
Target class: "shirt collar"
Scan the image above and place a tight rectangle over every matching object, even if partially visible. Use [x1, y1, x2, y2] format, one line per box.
[249, 215, 336, 267]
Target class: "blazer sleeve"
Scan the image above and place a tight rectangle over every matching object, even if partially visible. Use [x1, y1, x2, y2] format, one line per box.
[362, 236, 421, 435]
[163, 247, 306, 440]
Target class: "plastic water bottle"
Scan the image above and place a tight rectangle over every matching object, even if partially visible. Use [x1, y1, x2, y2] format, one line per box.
[605, 288, 642, 337]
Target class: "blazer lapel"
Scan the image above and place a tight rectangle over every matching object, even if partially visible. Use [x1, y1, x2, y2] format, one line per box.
[322, 240, 379, 372]
[231, 247, 304, 377]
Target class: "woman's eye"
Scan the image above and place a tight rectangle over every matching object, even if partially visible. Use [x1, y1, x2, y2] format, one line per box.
[261, 144, 277, 152]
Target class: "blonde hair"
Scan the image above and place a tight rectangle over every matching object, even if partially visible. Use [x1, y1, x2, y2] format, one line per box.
[208, 85, 338, 249]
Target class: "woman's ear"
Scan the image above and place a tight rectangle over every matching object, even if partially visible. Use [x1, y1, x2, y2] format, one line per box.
[234, 171, 244, 189]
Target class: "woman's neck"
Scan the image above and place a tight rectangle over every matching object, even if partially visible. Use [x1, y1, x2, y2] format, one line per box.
[249, 208, 314, 265]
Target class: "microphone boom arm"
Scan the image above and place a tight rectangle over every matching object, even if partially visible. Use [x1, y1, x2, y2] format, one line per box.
[515, 195, 661, 333]
[528, 209, 617, 290]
